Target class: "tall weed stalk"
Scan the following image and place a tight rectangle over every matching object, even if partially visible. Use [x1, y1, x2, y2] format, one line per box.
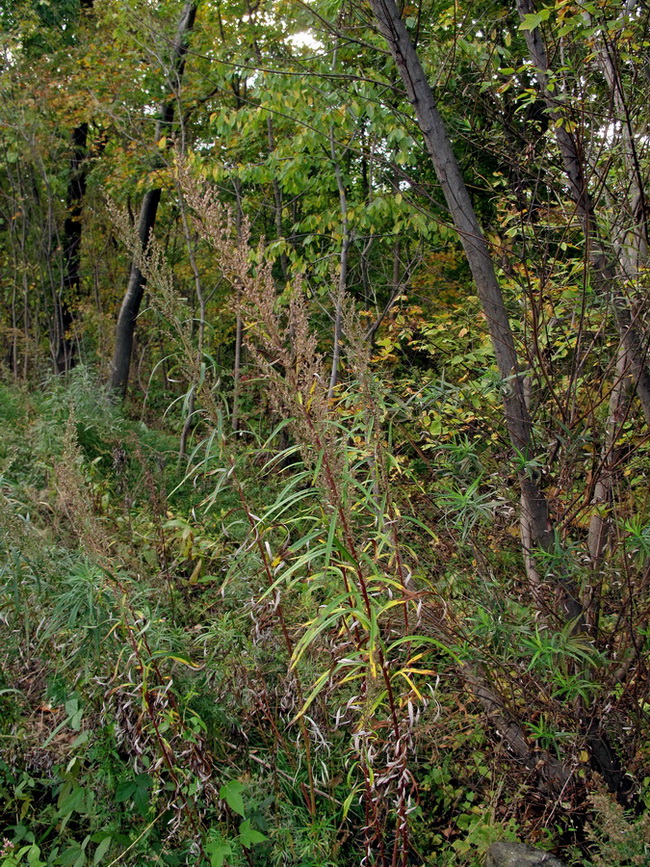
[181, 179, 446, 865]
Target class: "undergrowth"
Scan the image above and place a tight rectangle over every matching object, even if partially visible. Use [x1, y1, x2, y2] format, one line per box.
[1, 188, 649, 866]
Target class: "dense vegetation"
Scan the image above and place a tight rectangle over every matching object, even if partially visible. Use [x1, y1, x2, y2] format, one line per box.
[1, 0, 649, 864]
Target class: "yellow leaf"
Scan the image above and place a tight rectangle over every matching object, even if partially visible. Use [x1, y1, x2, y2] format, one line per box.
[166, 655, 201, 668]
[189, 559, 203, 585]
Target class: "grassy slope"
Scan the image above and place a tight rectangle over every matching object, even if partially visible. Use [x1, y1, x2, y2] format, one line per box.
[1, 371, 648, 867]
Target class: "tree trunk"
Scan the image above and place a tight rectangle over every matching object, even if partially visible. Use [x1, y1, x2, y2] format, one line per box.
[587, 350, 631, 567]
[56, 121, 88, 373]
[110, 1, 197, 396]
[367, 0, 561, 580]
[594, 31, 648, 276]
[367, 0, 639, 797]
[55, 0, 94, 373]
[516, 0, 650, 426]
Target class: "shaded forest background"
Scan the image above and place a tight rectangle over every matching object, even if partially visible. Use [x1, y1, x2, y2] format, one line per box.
[1, 0, 650, 864]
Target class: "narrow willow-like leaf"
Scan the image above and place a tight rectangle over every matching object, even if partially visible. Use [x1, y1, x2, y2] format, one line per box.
[387, 634, 463, 664]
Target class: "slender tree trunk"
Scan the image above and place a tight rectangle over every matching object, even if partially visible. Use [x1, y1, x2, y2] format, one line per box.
[110, 1, 197, 396]
[110, 188, 162, 394]
[587, 350, 631, 566]
[594, 33, 648, 275]
[368, 0, 531, 447]
[55, 0, 94, 373]
[56, 122, 88, 373]
[583, 28, 647, 585]
[53, 0, 93, 373]
[516, 0, 650, 425]
[367, 0, 570, 604]
[368, 0, 639, 798]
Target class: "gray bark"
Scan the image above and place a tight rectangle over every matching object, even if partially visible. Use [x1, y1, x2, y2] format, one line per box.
[516, 0, 650, 425]
[594, 35, 648, 274]
[368, 2, 633, 794]
[460, 663, 572, 795]
[367, 0, 530, 445]
[177, 184, 205, 461]
[367, 0, 568, 599]
[587, 351, 631, 566]
[110, 2, 198, 396]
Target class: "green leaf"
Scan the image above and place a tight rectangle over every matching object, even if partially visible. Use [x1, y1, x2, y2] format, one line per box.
[93, 837, 112, 865]
[134, 773, 153, 788]
[149, 650, 200, 668]
[58, 786, 86, 816]
[70, 731, 90, 748]
[133, 783, 149, 817]
[519, 8, 551, 30]
[205, 839, 232, 867]
[56, 844, 84, 867]
[114, 781, 136, 803]
[25, 845, 46, 867]
[238, 819, 267, 848]
[220, 779, 246, 817]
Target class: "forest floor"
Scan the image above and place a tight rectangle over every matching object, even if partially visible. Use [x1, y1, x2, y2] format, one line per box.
[1, 370, 649, 866]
